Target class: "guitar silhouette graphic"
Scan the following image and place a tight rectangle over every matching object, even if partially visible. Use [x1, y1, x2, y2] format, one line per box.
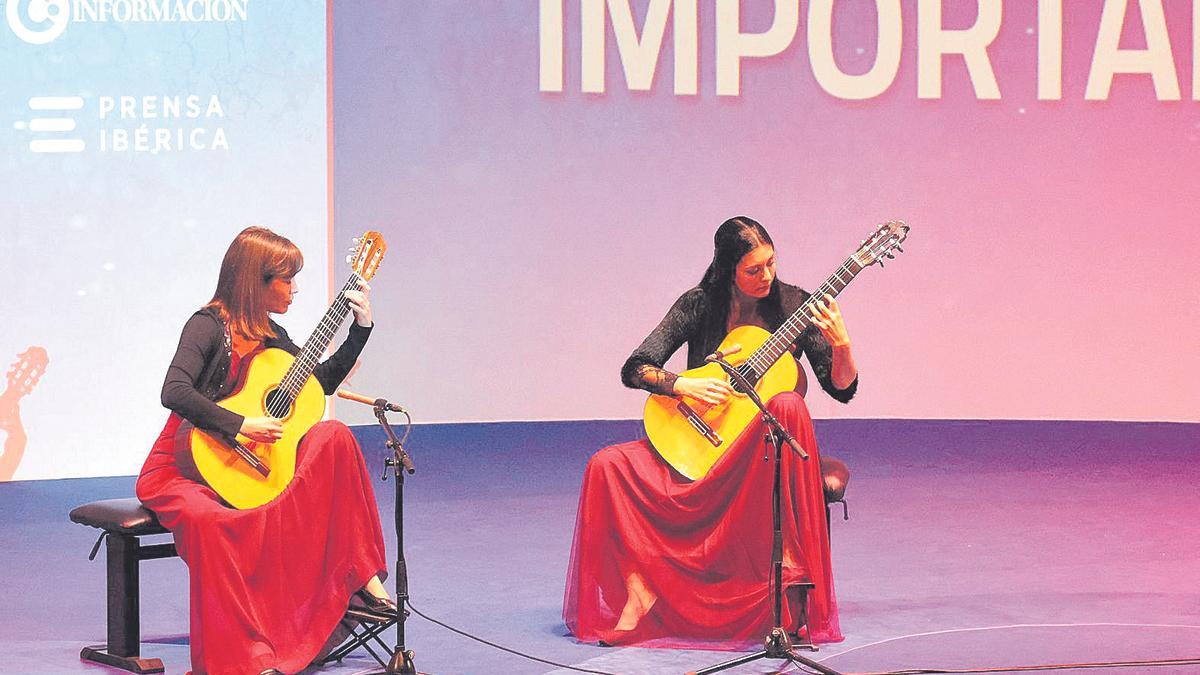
[0, 346, 49, 481]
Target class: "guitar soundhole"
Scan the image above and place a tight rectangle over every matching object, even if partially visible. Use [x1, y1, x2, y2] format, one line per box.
[264, 387, 295, 420]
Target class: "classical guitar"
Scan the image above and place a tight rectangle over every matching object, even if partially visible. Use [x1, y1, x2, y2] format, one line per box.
[188, 232, 386, 509]
[643, 221, 909, 480]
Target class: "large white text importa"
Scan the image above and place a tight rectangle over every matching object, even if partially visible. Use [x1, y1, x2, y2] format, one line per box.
[539, 0, 1198, 100]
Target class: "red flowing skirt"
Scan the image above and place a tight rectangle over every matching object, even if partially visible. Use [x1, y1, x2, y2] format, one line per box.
[135, 414, 387, 674]
[563, 392, 841, 649]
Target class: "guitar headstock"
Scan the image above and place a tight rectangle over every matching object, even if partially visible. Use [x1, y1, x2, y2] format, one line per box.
[5, 347, 48, 398]
[853, 220, 909, 268]
[348, 231, 387, 281]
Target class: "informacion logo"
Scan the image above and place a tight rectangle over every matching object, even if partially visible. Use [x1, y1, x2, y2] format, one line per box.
[6, 0, 247, 45]
[14, 96, 85, 153]
[6, 0, 69, 44]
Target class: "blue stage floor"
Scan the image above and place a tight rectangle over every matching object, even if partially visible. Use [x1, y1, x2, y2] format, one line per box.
[1, 419, 1198, 674]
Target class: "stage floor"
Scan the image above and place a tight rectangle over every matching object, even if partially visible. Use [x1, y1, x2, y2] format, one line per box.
[2, 419, 1197, 674]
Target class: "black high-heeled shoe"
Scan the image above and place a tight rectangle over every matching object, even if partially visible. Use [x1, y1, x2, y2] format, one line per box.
[347, 589, 400, 623]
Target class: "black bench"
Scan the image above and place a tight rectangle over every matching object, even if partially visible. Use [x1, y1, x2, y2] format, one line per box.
[69, 498, 396, 673]
[69, 498, 177, 674]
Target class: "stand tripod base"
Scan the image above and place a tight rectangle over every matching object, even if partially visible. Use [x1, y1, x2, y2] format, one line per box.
[687, 628, 843, 675]
[383, 648, 416, 674]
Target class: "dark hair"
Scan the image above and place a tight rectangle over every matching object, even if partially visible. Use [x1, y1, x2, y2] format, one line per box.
[205, 226, 303, 340]
[698, 216, 785, 340]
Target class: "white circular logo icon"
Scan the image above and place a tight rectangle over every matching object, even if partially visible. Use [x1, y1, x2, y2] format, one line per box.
[7, 0, 69, 45]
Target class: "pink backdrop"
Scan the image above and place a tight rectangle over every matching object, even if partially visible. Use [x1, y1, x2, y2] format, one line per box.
[332, 1, 1200, 424]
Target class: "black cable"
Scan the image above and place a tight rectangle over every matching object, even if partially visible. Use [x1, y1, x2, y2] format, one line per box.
[397, 410, 412, 447]
[387, 416, 613, 673]
[404, 598, 616, 675]
[396, 601, 1200, 675]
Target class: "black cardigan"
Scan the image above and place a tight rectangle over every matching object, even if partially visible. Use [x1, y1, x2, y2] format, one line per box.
[621, 282, 857, 403]
[161, 306, 372, 438]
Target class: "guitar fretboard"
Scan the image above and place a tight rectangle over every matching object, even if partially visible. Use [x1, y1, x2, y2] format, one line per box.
[273, 275, 363, 410]
[741, 257, 864, 380]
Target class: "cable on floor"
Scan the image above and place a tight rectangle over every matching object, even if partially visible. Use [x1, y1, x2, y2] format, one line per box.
[405, 598, 617, 675]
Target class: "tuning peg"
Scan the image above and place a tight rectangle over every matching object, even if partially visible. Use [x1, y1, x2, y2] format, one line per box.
[352, 237, 360, 243]
[345, 255, 354, 264]
[895, 245, 904, 253]
[878, 259, 885, 267]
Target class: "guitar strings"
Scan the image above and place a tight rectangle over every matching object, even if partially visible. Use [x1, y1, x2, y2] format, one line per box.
[285, 275, 358, 388]
[742, 257, 860, 378]
[266, 274, 363, 419]
[277, 274, 359, 401]
[744, 234, 899, 376]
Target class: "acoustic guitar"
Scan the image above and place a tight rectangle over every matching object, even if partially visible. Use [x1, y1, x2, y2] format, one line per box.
[188, 231, 386, 509]
[643, 221, 909, 480]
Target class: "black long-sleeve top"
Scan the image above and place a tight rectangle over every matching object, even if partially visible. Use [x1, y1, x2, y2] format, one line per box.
[161, 306, 372, 438]
[621, 282, 857, 402]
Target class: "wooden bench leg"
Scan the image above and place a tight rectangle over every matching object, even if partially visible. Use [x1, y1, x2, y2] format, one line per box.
[79, 533, 164, 674]
[79, 645, 164, 674]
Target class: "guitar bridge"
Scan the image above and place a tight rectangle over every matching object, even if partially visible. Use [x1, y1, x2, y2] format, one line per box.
[675, 401, 722, 447]
[223, 435, 271, 477]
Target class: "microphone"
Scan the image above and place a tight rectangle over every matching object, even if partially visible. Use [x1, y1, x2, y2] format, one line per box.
[337, 389, 406, 413]
[704, 344, 743, 363]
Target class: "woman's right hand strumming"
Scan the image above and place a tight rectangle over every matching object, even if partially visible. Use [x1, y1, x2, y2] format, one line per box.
[673, 377, 734, 405]
[240, 416, 283, 443]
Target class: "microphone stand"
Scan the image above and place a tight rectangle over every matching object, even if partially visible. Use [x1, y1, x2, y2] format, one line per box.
[687, 356, 841, 675]
[370, 400, 417, 675]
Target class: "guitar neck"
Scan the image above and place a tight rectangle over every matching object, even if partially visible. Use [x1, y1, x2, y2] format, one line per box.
[279, 274, 362, 398]
[747, 256, 865, 370]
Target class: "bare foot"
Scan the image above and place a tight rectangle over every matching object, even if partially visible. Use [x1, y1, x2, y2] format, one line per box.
[614, 571, 656, 631]
[363, 574, 391, 601]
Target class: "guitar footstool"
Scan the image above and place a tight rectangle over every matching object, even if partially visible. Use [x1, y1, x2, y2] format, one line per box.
[69, 498, 179, 674]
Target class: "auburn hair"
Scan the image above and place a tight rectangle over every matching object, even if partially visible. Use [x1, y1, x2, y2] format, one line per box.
[205, 226, 303, 340]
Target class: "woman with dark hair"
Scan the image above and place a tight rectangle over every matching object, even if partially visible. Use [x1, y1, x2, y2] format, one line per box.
[136, 226, 393, 675]
[564, 216, 858, 648]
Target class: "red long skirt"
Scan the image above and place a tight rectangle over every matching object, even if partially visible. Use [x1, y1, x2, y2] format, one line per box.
[563, 392, 841, 649]
[136, 414, 387, 674]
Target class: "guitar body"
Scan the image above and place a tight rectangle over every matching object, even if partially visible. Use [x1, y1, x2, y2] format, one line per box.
[188, 347, 326, 509]
[644, 325, 799, 481]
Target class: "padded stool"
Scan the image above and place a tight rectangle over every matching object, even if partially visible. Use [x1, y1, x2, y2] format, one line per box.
[70, 498, 178, 674]
[819, 456, 850, 531]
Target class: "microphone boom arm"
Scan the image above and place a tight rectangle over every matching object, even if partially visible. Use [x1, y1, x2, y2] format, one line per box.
[707, 354, 808, 460]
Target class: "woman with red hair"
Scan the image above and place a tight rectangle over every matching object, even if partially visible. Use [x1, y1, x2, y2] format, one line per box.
[136, 226, 391, 675]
